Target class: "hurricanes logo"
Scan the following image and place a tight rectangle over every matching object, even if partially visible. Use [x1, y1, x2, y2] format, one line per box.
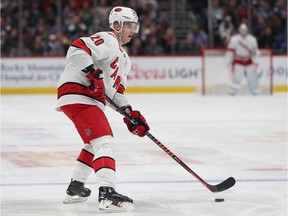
[86, 129, 91, 136]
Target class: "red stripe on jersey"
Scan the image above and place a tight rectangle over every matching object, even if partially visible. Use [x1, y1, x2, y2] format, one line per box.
[233, 59, 253, 65]
[238, 41, 253, 54]
[71, 39, 92, 55]
[117, 84, 125, 94]
[92, 156, 115, 172]
[108, 32, 116, 37]
[58, 82, 105, 105]
[77, 148, 94, 168]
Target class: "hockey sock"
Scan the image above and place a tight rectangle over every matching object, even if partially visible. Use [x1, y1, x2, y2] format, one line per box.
[72, 144, 94, 182]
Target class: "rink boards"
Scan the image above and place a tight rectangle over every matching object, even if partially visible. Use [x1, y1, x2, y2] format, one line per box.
[1, 55, 287, 94]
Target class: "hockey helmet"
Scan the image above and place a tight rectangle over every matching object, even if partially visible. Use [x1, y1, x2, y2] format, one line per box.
[109, 6, 139, 33]
[238, 23, 248, 36]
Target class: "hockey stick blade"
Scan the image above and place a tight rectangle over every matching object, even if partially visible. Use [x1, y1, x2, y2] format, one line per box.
[104, 95, 236, 193]
[147, 132, 236, 193]
[207, 177, 236, 193]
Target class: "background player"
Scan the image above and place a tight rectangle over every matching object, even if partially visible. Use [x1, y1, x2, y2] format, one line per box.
[56, 6, 150, 211]
[225, 23, 260, 95]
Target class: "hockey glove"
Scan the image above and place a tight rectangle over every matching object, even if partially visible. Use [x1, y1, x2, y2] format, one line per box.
[123, 110, 150, 137]
[86, 68, 105, 99]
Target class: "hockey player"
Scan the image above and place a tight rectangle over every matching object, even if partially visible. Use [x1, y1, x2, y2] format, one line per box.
[225, 23, 260, 95]
[56, 6, 150, 211]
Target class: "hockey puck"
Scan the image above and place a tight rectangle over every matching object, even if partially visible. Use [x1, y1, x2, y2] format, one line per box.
[215, 198, 224, 202]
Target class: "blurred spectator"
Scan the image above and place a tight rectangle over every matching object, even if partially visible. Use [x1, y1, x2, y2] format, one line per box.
[218, 15, 234, 47]
[81, 0, 94, 30]
[140, 19, 154, 42]
[142, 0, 159, 21]
[252, 14, 266, 41]
[31, 35, 45, 56]
[237, 0, 249, 23]
[258, 26, 274, 49]
[92, 0, 111, 33]
[1, 27, 18, 56]
[66, 14, 88, 40]
[158, 10, 170, 29]
[42, 0, 57, 26]
[43, 34, 64, 56]
[32, 18, 47, 37]
[186, 24, 207, 54]
[62, 0, 78, 32]
[144, 35, 164, 55]
[223, 0, 239, 29]
[257, 0, 271, 19]
[180, 32, 199, 55]
[273, 0, 287, 18]
[179, 23, 207, 55]
[141, 19, 164, 50]
[162, 27, 176, 53]
[60, 34, 71, 53]
[273, 30, 287, 53]
[209, 0, 224, 47]
[128, 36, 144, 55]
[10, 42, 31, 56]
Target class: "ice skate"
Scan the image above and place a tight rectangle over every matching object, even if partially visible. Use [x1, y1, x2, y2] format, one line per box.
[63, 180, 91, 204]
[98, 186, 134, 211]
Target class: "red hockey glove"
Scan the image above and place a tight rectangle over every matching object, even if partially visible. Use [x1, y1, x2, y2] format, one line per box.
[86, 68, 105, 99]
[123, 110, 150, 137]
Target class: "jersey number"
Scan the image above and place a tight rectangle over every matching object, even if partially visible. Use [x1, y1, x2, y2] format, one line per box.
[90, 35, 104, 46]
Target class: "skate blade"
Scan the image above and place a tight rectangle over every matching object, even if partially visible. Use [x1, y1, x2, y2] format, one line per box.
[63, 195, 88, 204]
[99, 200, 135, 212]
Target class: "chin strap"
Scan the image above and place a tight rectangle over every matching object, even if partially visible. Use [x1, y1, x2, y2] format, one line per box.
[118, 31, 127, 45]
[112, 23, 127, 45]
[118, 32, 124, 45]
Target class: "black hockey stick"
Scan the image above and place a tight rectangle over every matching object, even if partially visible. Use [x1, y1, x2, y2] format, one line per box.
[104, 95, 236, 193]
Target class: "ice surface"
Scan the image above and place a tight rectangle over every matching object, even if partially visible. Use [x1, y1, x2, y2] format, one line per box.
[1, 93, 287, 216]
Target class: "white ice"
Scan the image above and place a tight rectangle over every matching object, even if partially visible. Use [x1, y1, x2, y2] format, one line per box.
[1, 93, 287, 216]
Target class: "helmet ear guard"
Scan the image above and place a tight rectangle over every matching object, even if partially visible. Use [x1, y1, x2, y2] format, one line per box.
[109, 6, 140, 33]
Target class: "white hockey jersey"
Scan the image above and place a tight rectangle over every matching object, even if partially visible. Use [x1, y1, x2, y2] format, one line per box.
[56, 31, 131, 111]
[225, 34, 259, 66]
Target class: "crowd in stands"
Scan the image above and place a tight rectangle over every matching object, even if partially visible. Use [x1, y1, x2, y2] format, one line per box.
[185, 0, 287, 54]
[1, 0, 286, 57]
